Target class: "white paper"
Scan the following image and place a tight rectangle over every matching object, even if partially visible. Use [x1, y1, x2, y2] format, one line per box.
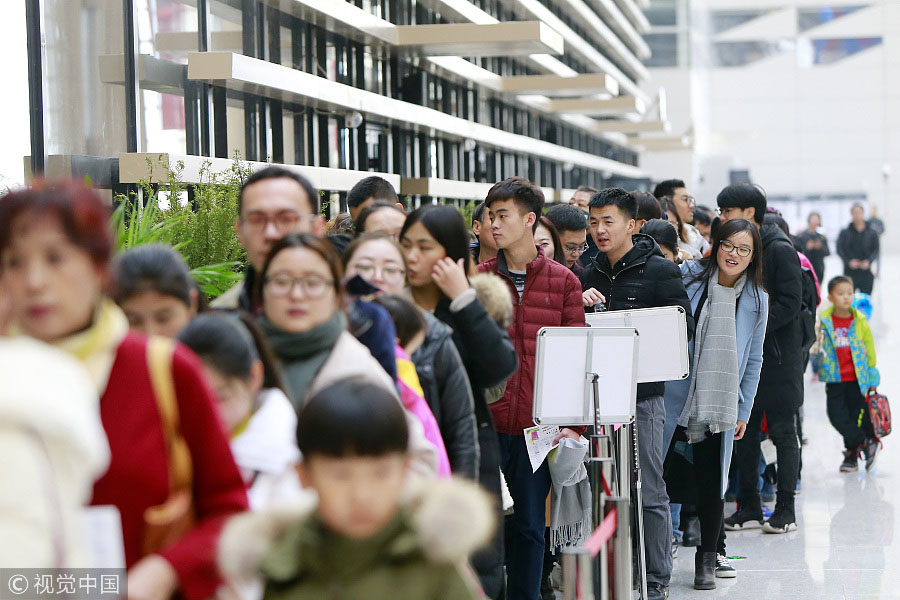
[80, 505, 126, 569]
[760, 438, 777, 465]
[524, 425, 560, 472]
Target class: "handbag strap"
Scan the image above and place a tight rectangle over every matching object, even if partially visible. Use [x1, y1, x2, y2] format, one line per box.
[147, 337, 193, 493]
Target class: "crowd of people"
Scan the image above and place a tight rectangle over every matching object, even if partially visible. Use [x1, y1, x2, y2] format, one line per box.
[0, 170, 885, 600]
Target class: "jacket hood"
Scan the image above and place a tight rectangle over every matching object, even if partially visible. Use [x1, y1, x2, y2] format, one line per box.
[218, 477, 495, 585]
[760, 222, 792, 248]
[470, 273, 514, 327]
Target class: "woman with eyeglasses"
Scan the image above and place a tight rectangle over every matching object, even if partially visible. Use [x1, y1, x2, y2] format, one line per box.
[343, 233, 478, 480]
[662, 218, 769, 590]
[254, 233, 438, 479]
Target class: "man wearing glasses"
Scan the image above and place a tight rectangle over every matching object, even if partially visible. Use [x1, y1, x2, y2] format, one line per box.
[654, 179, 709, 258]
[213, 166, 324, 311]
[546, 203, 589, 276]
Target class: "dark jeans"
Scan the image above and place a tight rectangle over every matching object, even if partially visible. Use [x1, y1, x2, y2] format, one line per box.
[826, 381, 875, 450]
[846, 267, 874, 295]
[734, 362, 801, 509]
[499, 433, 552, 600]
[636, 396, 672, 586]
[689, 433, 724, 553]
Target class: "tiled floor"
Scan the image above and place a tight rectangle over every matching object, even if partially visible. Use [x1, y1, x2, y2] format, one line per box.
[669, 256, 900, 599]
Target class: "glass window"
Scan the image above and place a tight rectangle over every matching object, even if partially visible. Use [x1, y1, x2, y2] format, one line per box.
[644, 33, 678, 67]
[713, 40, 795, 67]
[646, 8, 677, 27]
[811, 37, 882, 64]
[798, 6, 867, 32]
[711, 10, 770, 34]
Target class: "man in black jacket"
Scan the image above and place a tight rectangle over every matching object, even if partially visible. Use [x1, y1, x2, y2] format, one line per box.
[837, 204, 880, 295]
[581, 188, 693, 600]
[717, 184, 803, 535]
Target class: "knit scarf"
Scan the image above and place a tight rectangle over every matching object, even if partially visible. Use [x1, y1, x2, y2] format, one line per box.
[678, 271, 744, 443]
[261, 311, 346, 412]
[548, 437, 592, 551]
[52, 298, 130, 395]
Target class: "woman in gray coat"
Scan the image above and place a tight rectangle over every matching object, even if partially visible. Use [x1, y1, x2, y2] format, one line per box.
[663, 219, 768, 590]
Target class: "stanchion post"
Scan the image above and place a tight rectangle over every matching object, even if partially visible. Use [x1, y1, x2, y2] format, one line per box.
[608, 497, 631, 600]
[562, 548, 594, 600]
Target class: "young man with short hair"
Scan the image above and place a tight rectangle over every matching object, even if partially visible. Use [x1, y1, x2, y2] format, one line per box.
[477, 177, 585, 600]
[470, 201, 498, 265]
[346, 175, 400, 220]
[717, 184, 804, 535]
[579, 187, 693, 600]
[213, 166, 324, 311]
[545, 203, 588, 275]
[837, 204, 879, 295]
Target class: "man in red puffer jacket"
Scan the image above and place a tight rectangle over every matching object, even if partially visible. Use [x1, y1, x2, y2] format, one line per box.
[477, 177, 585, 600]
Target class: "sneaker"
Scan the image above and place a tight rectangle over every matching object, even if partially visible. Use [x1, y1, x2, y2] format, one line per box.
[715, 554, 737, 578]
[724, 506, 764, 531]
[672, 537, 679, 559]
[646, 583, 669, 600]
[864, 438, 880, 471]
[762, 505, 797, 534]
[840, 448, 859, 472]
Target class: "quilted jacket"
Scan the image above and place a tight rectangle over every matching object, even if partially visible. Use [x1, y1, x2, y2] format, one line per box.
[477, 248, 586, 435]
[818, 305, 880, 396]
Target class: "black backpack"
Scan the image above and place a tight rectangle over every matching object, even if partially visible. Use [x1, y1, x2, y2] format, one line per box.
[799, 265, 819, 354]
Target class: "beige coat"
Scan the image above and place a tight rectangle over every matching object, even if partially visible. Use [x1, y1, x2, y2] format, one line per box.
[308, 331, 439, 480]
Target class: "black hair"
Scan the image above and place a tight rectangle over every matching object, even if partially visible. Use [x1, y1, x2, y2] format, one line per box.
[484, 177, 545, 232]
[297, 378, 408, 458]
[661, 197, 687, 242]
[630, 190, 662, 222]
[178, 312, 286, 392]
[472, 201, 488, 226]
[828, 275, 854, 294]
[589, 187, 636, 219]
[111, 244, 196, 306]
[763, 213, 790, 237]
[354, 200, 406, 236]
[347, 176, 398, 209]
[688, 218, 765, 305]
[692, 208, 712, 227]
[652, 179, 686, 200]
[716, 184, 767, 226]
[239, 165, 319, 216]
[400, 204, 473, 279]
[545, 203, 588, 233]
[372, 294, 426, 348]
[537, 216, 566, 264]
[710, 216, 721, 239]
[640, 219, 679, 257]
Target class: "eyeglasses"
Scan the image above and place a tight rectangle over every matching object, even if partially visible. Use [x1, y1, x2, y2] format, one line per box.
[719, 240, 753, 258]
[352, 262, 406, 281]
[564, 243, 589, 255]
[716, 207, 737, 217]
[264, 274, 334, 298]
[680, 195, 696, 208]
[242, 210, 309, 233]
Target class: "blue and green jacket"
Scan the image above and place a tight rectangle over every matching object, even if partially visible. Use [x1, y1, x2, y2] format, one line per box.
[818, 306, 880, 396]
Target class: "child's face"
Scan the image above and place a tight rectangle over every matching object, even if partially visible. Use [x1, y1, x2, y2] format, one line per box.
[829, 282, 854, 311]
[299, 453, 408, 539]
[203, 362, 260, 433]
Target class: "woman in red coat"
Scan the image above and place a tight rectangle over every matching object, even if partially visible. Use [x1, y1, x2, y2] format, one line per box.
[0, 182, 248, 600]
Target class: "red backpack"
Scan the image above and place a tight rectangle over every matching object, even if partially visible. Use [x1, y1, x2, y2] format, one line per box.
[866, 389, 892, 439]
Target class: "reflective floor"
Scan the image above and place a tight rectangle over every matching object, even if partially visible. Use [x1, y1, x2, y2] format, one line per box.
[670, 256, 900, 599]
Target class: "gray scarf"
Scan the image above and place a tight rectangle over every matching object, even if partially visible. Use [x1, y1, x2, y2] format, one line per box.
[678, 271, 744, 443]
[548, 437, 592, 551]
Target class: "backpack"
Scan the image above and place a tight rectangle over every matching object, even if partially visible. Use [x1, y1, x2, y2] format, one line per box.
[866, 389, 892, 439]
[799, 266, 819, 354]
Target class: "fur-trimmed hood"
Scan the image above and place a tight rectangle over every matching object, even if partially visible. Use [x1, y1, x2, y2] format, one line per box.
[469, 273, 513, 328]
[218, 477, 495, 586]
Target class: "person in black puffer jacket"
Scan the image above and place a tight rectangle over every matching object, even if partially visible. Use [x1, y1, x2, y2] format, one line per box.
[716, 184, 803, 536]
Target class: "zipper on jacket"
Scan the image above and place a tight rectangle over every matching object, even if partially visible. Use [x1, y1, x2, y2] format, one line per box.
[495, 267, 526, 432]
[597, 260, 645, 308]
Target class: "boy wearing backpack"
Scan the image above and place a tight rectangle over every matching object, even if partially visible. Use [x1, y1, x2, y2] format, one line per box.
[818, 275, 881, 472]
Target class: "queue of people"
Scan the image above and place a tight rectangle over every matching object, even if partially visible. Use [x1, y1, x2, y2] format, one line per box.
[0, 170, 885, 600]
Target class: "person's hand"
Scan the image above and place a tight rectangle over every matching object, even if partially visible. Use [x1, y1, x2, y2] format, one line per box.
[805, 240, 815, 251]
[849, 259, 860, 269]
[127, 555, 178, 600]
[431, 257, 470, 301]
[733, 420, 747, 441]
[860, 259, 871, 270]
[553, 428, 581, 444]
[583, 288, 606, 307]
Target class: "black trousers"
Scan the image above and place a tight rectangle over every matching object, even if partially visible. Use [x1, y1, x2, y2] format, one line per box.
[826, 381, 874, 450]
[690, 433, 724, 553]
[845, 267, 874, 295]
[734, 361, 802, 507]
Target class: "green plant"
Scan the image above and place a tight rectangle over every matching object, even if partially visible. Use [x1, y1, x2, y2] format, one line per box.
[113, 154, 249, 298]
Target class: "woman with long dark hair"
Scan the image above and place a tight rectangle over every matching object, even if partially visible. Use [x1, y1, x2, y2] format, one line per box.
[535, 216, 566, 265]
[400, 204, 518, 599]
[662, 218, 769, 590]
